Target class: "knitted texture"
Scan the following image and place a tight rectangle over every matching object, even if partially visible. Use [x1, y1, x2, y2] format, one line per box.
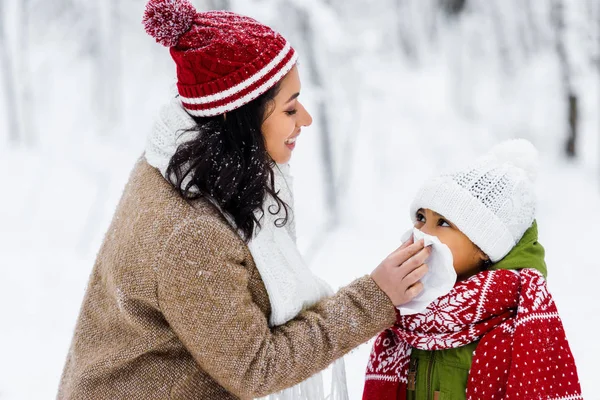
[410, 139, 538, 262]
[363, 269, 582, 400]
[145, 99, 349, 399]
[143, 0, 297, 117]
[57, 158, 397, 399]
[145, 97, 198, 190]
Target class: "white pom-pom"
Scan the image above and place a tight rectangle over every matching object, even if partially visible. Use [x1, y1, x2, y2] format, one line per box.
[489, 138, 539, 182]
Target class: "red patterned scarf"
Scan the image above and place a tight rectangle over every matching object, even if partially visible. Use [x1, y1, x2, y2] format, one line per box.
[363, 269, 582, 400]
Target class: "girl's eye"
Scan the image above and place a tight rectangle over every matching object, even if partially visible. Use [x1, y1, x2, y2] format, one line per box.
[438, 219, 451, 227]
[285, 109, 297, 116]
[416, 213, 425, 222]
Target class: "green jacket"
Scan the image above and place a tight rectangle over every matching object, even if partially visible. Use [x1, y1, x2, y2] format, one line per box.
[406, 221, 546, 400]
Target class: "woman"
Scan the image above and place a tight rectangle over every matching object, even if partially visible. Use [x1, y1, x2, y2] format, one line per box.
[57, 1, 431, 399]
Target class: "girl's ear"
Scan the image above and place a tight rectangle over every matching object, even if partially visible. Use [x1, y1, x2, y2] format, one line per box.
[472, 246, 488, 262]
[479, 251, 492, 271]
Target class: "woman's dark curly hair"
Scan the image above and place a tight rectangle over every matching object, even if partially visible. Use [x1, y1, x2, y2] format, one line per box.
[166, 84, 290, 242]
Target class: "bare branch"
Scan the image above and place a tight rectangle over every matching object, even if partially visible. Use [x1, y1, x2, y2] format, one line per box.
[551, 0, 579, 158]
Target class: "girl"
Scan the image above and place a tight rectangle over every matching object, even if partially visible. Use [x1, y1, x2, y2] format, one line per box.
[57, 0, 431, 399]
[363, 139, 582, 400]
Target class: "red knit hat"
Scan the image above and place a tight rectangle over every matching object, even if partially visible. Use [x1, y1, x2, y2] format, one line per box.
[143, 0, 298, 117]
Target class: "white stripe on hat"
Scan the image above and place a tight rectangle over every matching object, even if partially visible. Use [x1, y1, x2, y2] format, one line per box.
[183, 50, 298, 117]
[179, 41, 293, 105]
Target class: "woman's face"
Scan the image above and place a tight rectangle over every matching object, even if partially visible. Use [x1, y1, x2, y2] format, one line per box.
[262, 65, 313, 164]
[414, 208, 489, 281]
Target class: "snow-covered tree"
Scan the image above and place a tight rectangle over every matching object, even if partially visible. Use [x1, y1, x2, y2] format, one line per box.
[0, 0, 20, 143]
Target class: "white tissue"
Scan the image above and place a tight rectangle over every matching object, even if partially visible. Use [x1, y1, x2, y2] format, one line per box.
[397, 228, 457, 315]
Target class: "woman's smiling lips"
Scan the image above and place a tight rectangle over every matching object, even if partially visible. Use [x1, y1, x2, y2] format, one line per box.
[285, 132, 300, 150]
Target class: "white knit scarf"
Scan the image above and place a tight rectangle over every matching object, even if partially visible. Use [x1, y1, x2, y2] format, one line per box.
[145, 98, 349, 400]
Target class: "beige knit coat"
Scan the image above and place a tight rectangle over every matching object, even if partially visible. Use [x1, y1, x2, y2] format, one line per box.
[57, 157, 397, 399]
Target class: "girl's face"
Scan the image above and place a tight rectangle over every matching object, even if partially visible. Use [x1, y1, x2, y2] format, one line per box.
[262, 65, 313, 164]
[414, 208, 489, 281]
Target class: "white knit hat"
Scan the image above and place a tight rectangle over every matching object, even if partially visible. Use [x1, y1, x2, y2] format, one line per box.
[409, 139, 539, 262]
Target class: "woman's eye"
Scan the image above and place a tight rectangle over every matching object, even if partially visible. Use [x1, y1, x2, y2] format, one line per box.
[285, 109, 297, 116]
[439, 219, 451, 227]
[416, 213, 425, 222]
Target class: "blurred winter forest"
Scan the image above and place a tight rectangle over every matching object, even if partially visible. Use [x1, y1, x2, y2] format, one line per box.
[0, 0, 598, 399]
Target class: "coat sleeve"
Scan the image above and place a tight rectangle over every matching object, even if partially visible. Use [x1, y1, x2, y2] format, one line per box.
[156, 217, 397, 399]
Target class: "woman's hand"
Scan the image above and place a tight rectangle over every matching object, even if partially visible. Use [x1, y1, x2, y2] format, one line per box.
[371, 236, 431, 307]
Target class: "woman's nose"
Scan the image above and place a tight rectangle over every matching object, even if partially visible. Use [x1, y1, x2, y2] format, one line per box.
[297, 102, 313, 127]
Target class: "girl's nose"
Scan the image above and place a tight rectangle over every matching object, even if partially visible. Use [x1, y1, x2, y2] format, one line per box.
[419, 224, 434, 237]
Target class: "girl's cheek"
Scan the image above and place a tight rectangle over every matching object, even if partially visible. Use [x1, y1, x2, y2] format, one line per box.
[446, 241, 468, 270]
[435, 233, 453, 250]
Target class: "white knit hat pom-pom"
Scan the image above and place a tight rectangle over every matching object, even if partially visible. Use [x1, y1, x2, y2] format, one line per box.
[489, 138, 539, 182]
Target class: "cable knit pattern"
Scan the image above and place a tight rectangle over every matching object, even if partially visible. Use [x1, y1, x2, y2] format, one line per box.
[410, 139, 538, 262]
[145, 97, 198, 189]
